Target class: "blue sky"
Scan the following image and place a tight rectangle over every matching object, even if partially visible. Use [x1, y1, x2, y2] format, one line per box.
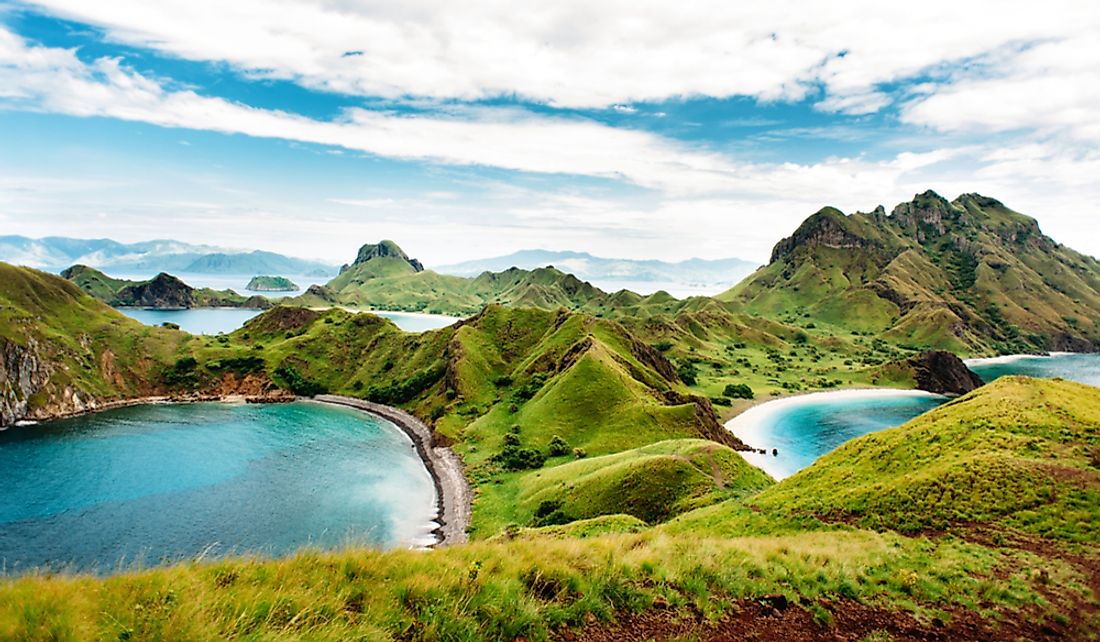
[1, 1, 1098, 265]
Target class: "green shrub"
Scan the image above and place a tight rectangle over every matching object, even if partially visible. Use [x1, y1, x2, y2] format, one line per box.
[514, 372, 549, 400]
[547, 435, 569, 457]
[531, 499, 572, 527]
[273, 365, 327, 396]
[493, 445, 546, 471]
[677, 362, 698, 385]
[365, 366, 444, 405]
[723, 383, 754, 399]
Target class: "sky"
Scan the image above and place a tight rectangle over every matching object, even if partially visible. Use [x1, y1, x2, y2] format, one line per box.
[0, 1, 1098, 266]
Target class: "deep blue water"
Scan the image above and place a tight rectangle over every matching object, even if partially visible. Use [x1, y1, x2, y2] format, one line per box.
[728, 353, 1100, 480]
[117, 307, 460, 334]
[0, 402, 436, 574]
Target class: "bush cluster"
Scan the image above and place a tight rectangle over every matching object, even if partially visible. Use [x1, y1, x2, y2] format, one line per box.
[722, 383, 754, 399]
[274, 364, 327, 396]
[364, 366, 444, 405]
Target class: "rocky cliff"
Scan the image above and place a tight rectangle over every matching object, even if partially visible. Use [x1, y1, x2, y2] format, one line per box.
[905, 350, 984, 395]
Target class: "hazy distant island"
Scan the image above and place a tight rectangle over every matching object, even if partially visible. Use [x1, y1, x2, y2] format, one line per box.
[246, 275, 300, 292]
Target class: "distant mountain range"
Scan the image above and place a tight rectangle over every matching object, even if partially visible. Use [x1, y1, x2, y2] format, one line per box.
[0, 236, 338, 277]
[294, 240, 726, 316]
[435, 250, 759, 287]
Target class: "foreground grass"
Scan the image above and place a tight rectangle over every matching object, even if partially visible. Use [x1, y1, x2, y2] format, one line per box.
[0, 529, 1069, 642]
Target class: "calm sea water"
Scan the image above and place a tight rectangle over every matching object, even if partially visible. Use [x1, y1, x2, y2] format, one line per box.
[0, 402, 436, 573]
[729, 352, 1100, 480]
[117, 307, 460, 335]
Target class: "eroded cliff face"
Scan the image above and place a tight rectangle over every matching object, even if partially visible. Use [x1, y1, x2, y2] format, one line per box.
[0, 337, 106, 425]
[1, 338, 51, 425]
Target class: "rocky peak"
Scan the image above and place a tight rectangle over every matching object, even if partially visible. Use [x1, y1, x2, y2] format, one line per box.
[889, 190, 963, 243]
[116, 273, 194, 308]
[341, 240, 424, 273]
[769, 206, 867, 263]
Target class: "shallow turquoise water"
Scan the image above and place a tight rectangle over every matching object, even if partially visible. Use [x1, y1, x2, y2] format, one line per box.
[117, 307, 263, 335]
[117, 307, 459, 334]
[729, 353, 1100, 480]
[0, 402, 436, 573]
[967, 352, 1100, 387]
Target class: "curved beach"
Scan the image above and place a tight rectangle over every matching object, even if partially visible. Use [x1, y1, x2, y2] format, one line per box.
[313, 395, 471, 547]
[725, 388, 946, 480]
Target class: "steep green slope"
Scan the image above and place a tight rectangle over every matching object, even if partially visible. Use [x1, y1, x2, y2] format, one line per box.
[0, 264, 188, 423]
[61, 265, 270, 309]
[720, 191, 1100, 355]
[516, 439, 772, 525]
[752, 377, 1100, 542]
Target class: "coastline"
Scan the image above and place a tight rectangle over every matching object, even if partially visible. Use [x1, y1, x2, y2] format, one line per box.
[963, 350, 1081, 367]
[722, 387, 946, 480]
[4, 391, 466, 552]
[724, 387, 945, 446]
[312, 394, 471, 548]
[10, 392, 292, 426]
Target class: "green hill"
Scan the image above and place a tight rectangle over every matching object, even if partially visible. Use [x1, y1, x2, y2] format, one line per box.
[719, 191, 1100, 355]
[245, 275, 299, 292]
[751, 376, 1100, 542]
[61, 265, 271, 309]
[0, 264, 188, 424]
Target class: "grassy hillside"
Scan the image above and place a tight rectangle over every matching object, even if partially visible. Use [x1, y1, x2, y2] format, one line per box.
[2, 377, 1098, 639]
[752, 377, 1100, 542]
[0, 264, 188, 422]
[719, 191, 1100, 355]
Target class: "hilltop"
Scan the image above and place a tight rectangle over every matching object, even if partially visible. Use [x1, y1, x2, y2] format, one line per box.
[61, 265, 271, 309]
[719, 191, 1100, 355]
[750, 376, 1100, 541]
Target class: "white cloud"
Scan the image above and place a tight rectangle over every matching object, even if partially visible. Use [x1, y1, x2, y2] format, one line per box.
[0, 26, 742, 193]
[901, 32, 1100, 143]
[19, 0, 1098, 111]
[3, 12, 1100, 264]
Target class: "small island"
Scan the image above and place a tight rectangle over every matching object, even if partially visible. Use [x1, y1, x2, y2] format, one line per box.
[246, 275, 300, 292]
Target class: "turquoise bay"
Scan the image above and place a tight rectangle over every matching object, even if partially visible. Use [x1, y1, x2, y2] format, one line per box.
[0, 402, 436, 573]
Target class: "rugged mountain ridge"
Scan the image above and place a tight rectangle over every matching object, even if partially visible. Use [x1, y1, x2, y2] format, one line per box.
[721, 191, 1100, 355]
